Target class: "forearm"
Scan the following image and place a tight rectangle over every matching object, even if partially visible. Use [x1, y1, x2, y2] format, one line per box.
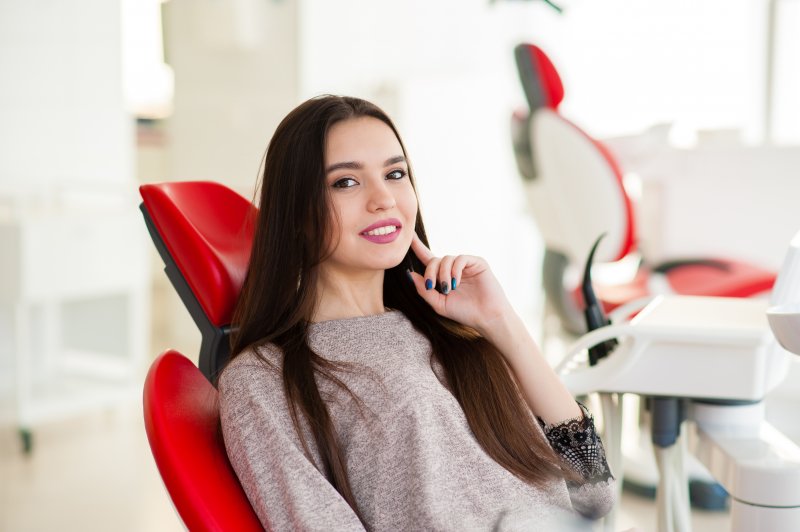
[477, 309, 581, 425]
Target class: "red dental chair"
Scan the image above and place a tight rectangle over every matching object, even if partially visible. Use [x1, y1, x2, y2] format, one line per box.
[139, 181, 262, 530]
[511, 43, 776, 334]
[511, 44, 775, 511]
[140, 181, 257, 381]
[143, 349, 263, 531]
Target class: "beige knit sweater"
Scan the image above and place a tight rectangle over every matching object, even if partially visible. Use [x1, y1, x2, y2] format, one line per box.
[219, 310, 614, 531]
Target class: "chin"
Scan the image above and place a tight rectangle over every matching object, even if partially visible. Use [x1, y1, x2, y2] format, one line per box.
[371, 256, 407, 272]
[365, 250, 408, 271]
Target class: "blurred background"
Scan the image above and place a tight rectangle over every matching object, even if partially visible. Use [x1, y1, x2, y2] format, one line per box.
[1, 0, 799, 530]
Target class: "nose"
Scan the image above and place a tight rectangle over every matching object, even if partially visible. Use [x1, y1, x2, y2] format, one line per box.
[367, 179, 396, 212]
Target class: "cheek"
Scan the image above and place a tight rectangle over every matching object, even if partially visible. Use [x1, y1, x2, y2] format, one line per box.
[323, 201, 345, 255]
[400, 187, 419, 224]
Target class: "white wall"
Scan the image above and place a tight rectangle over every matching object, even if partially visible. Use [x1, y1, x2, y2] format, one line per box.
[0, 0, 133, 186]
[772, 0, 800, 144]
[511, 0, 798, 144]
[153, 0, 302, 354]
[163, 0, 300, 189]
[529, 0, 766, 139]
[0, 1, 149, 429]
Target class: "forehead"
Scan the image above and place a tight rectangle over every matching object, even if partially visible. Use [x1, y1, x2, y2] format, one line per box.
[324, 116, 403, 165]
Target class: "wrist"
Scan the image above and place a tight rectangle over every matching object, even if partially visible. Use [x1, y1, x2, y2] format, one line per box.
[476, 306, 523, 348]
[477, 307, 549, 370]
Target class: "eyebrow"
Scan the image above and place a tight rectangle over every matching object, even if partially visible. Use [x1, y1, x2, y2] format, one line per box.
[325, 155, 406, 175]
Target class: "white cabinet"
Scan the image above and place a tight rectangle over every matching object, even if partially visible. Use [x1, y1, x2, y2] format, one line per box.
[0, 190, 149, 451]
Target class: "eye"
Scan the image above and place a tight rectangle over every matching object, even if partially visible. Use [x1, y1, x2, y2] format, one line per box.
[332, 177, 358, 188]
[386, 169, 407, 180]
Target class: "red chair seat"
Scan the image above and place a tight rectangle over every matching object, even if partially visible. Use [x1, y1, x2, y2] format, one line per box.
[143, 350, 263, 531]
[576, 260, 776, 315]
[663, 259, 775, 299]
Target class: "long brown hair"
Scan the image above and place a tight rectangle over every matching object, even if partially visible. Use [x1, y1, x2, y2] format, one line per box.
[229, 95, 568, 521]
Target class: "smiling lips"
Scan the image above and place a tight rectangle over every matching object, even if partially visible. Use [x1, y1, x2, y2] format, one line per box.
[360, 218, 402, 244]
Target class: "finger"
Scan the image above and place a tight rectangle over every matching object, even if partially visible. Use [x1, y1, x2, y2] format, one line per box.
[437, 255, 456, 295]
[410, 232, 434, 265]
[451, 255, 471, 290]
[407, 270, 444, 310]
[423, 255, 442, 292]
[406, 269, 425, 295]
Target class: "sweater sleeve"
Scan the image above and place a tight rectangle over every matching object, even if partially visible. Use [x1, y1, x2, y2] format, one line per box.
[539, 402, 616, 519]
[218, 355, 366, 532]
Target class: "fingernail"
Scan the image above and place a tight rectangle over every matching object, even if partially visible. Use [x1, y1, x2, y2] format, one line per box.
[441, 281, 450, 295]
[405, 269, 413, 283]
[451, 277, 457, 290]
[425, 279, 433, 290]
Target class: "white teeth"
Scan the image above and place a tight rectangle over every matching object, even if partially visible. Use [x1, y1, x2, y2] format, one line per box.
[365, 225, 397, 236]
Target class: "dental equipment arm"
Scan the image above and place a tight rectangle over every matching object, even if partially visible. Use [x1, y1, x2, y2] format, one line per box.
[558, 229, 800, 532]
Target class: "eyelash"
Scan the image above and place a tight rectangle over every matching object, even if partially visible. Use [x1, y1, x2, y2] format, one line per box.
[332, 169, 407, 188]
[332, 177, 358, 189]
[386, 169, 407, 180]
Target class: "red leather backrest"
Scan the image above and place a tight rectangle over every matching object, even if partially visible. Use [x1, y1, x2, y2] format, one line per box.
[530, 109, 637, 263]
[143, 351, 263, 531]
[140, 182, 257, 326]
[525, 44, 565, 109]
[585, 131, 637, 261]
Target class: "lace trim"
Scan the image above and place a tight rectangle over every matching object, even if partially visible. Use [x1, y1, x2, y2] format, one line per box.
[539, 402, 614, 485]
[568, 475, 616, 496]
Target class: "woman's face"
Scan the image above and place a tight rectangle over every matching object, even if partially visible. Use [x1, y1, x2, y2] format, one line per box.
[321, 116, 419, 278]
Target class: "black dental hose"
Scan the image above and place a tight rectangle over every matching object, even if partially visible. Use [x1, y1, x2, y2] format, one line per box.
[582, 234, 619, 365]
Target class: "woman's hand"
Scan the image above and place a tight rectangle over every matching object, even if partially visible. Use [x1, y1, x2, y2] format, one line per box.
[407, 233, 514, 335]
[408, 235, 582, 424]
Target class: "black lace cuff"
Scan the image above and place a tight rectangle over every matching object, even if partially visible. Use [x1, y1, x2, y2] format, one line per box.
[539, 403, 614, 485]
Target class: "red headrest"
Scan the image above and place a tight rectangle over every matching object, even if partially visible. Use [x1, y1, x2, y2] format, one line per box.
[140, 181, 257, 327]
[143, 350, 263, 531]
[515, 43, 565, 110]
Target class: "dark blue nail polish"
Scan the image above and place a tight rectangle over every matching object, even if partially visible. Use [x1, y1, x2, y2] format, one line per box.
[441, 281, 450, 295]
[451, 277, 457, 290]
[405, 269, 413, 283]
[425, 279, 433, 290]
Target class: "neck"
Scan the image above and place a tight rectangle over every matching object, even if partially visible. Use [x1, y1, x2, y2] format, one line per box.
[312, 266, 387, 322]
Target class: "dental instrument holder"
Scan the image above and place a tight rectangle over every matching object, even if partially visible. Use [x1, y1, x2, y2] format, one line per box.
[561, 230, 800, 532]
[582, 235, 693, 530]
[583, 236, 720, 513]
[581, 234, 618, 365]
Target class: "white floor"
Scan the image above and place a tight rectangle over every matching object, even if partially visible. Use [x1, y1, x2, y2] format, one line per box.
[0, 393, 734, 532]
[0, 401, 182, 532]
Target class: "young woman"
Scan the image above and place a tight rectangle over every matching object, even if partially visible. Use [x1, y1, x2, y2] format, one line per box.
[219, 95, 614, 531]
